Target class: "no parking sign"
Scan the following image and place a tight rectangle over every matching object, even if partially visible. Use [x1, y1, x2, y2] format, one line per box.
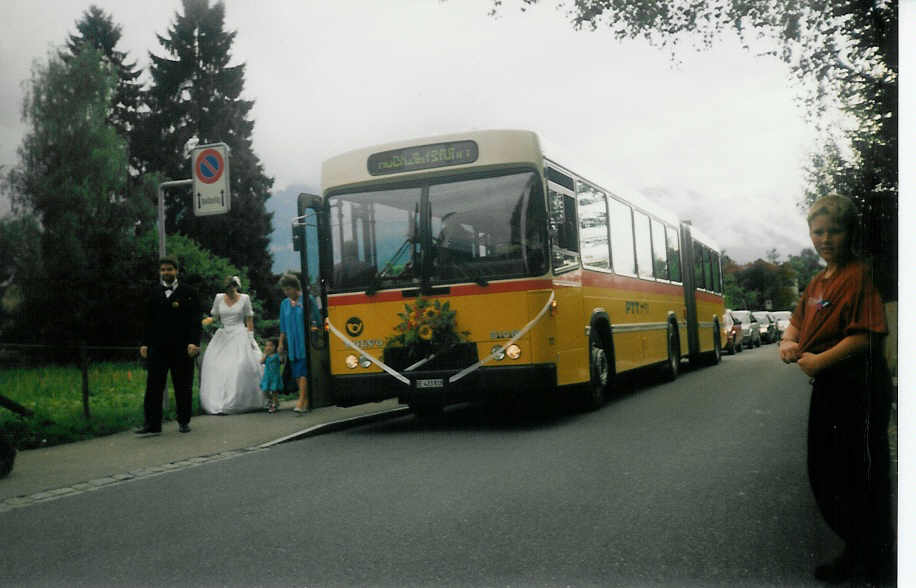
[191, 142, 231, 216]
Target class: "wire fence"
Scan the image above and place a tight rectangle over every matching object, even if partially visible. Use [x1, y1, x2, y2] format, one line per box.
[1, 342, 160, 420]
[0, 342, 142, 366]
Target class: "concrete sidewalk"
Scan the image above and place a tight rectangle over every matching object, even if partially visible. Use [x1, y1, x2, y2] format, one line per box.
[0, 399, 408, 510]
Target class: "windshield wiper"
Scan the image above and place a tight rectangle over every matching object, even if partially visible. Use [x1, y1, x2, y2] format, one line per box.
[447, 259, 488, 287]
[367, 238, 414, 295]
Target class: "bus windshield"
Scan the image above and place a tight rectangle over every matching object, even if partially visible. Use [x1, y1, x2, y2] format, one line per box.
[327, 171, 547, 292]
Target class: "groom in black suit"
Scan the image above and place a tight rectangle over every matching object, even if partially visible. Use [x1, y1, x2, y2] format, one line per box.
[136, 256, 201, 435]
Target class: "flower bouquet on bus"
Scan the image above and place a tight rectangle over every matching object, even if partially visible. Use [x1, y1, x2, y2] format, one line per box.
[383, 298, 472, 371]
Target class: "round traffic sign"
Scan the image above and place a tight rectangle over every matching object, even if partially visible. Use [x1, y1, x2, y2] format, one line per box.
[194, 148, 225, 184]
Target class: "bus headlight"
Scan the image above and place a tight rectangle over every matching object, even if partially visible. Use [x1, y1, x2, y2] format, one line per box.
[505, 344, 521, 360]
[490, 344, 506, 361]
[345, 354, 359, 369]
[358, 356, 372, 369]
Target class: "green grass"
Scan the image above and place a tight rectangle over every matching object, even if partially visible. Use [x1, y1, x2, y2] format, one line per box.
[0, 362, 202, 450]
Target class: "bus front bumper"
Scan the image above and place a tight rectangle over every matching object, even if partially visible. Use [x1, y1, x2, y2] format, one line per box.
[333, 364, 557, 408]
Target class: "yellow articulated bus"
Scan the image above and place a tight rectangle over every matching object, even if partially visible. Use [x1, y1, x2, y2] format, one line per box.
[298, 130, 724, 414]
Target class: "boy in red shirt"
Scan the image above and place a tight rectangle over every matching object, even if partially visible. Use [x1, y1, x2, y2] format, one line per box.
[779, 194, 893, 583]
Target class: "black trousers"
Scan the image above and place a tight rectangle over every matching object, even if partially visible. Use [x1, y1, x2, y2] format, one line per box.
[144, 345, 194, 428]
[807, 352, 893, 566]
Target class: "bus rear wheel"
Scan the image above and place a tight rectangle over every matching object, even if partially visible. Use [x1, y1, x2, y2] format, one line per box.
[663, 324, 680, 381]
[583, 330, 609, 411]
[708, 329, 722, 365]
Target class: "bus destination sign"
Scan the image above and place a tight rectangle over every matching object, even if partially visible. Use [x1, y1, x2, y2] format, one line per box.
[367, 140, 478, 176]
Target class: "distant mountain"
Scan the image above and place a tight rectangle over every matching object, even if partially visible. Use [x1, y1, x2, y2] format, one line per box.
[637, 186, 810, 264]
[267, 183, 318, 274]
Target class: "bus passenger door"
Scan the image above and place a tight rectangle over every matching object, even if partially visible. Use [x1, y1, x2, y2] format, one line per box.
[294, 193, 333, 409]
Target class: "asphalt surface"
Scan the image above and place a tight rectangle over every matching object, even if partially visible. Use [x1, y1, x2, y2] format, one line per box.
[0, 397, 408, 505]
[0, 345, 897, 587]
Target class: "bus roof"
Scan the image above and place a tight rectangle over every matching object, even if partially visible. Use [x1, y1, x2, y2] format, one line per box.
[320, 128, 720, 252]
[685, 223, 721, 252]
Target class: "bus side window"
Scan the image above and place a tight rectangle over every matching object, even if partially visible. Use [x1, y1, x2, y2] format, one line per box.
[609, 198, 635, 275]
[694, 241, 705, 290]
[702, 246, 713, 292]
[666, 225, 681, 283]
[711, 250, 721, 293]
[549, 188, 579, 271]
[650, 218, 668, 280]
[577, 182, 610, 270]
[633, 211, 653, 279]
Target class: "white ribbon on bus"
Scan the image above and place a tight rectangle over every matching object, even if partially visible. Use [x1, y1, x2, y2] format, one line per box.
[327, 290, 555, 387]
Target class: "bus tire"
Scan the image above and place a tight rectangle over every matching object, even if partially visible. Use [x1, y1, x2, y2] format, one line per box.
[708, 326, 722, 365]
[583, 328, 609, 411]
[663, 323, 680, 381]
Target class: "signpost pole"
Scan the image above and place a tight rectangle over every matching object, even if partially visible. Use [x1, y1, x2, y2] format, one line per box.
[157, 179, 193, 257]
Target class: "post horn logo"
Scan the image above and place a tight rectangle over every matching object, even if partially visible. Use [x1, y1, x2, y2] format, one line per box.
[345, 317, 364, 337]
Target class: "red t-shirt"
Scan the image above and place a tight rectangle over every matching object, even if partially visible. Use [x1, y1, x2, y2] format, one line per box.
[790, 259, 887, 354]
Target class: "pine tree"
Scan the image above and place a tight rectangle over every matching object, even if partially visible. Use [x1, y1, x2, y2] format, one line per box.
[139, 0, 275, 299]
[64, 5, 145, 176]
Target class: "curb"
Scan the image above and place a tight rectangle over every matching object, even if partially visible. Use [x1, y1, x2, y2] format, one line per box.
[258, 406, 412, 448]
[1, 406, 411, 514]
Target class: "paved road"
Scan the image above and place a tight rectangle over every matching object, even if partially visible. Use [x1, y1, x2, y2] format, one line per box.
[0, 346, 878, 586]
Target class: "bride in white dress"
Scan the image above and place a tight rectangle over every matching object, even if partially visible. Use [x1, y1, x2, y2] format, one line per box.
[199, 276, 264, 414]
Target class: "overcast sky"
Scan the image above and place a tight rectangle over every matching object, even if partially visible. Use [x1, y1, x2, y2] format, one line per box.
[0, 0, 838, 264]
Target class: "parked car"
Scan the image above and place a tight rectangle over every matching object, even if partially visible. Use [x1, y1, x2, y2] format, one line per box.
[731, 310, 761, 348]
[722, 310, 744, 354]
[752, 311, 778, 344]
[771, 310, 792, 341]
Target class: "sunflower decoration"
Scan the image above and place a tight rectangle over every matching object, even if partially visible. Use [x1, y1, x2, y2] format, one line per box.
[385, 297, 469, 358]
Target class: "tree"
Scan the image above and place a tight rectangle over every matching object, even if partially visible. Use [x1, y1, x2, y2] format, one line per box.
[0, 214, 43, 340]
[5, 48, 150, 348]
[494, 0, 897, 299]
[787, 247, 823, 294]
[721, 253, 797, 310]
[737, 259, 796, 310]
[721, 253, 746, 308]
[138, 0, 275, 300]
[63, 5, 145, 176]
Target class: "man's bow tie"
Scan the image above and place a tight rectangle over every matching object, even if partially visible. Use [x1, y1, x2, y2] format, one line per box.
[163, 285, 174, 293]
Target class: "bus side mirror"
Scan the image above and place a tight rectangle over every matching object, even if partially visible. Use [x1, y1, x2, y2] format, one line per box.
[293, 193, 321, 252]
[298, 193, 321, 210]
[292, 222, 305, 252]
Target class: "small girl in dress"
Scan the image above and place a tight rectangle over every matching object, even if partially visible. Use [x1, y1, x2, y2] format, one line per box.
[260, 338, 283, 413]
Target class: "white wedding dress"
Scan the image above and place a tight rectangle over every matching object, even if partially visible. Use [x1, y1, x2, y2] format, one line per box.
[199, 293, 264, 414]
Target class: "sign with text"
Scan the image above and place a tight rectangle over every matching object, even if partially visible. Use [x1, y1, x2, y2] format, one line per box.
[367, 140, 478, 176]
[192, 143, 231, 216]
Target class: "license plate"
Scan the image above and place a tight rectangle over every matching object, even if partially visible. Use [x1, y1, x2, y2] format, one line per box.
[416, 378, 444, 389]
